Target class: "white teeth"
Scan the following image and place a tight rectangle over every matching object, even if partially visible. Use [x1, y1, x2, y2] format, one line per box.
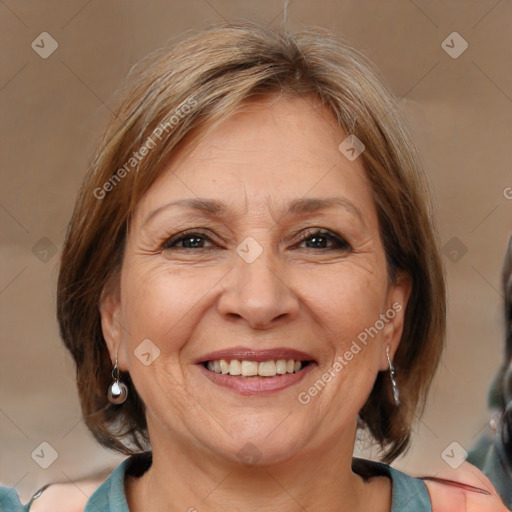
[258, 360, 276, 377]
[205, 358, 309, 377]
[219, 359, 230, 374]
[229, 360, 242, 375]
[241, 360, 258, 376]
[276, 359, 287, 374]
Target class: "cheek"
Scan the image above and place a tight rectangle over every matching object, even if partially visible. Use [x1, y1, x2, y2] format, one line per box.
[117, 263, 207, 420]
[119, 260, 226, 355]
[296, 268, 388, 419]
[299, 264, 387, 343]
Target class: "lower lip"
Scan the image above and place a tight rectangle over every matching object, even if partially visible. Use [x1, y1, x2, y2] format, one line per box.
[197, 363, 316, 396]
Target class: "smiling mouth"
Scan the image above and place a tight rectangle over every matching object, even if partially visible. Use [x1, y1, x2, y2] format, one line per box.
[203, 359, 314, 377]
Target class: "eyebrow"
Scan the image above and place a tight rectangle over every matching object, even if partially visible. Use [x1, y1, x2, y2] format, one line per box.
[142, 196, 366, 228]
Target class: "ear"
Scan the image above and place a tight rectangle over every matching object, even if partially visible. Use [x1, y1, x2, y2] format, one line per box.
[378, 271, 412, 371]
[99, 282, 128, 371]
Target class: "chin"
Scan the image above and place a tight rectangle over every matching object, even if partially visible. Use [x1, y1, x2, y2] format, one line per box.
[208, 428, 306, 467]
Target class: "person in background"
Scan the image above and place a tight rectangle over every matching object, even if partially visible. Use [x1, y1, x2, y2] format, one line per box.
[468, 234, 512, 507]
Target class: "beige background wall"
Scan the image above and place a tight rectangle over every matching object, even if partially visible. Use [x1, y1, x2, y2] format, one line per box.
[1, 0, 511, 503]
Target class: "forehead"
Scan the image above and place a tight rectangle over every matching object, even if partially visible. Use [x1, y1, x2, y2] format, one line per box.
[133, 95, 378, 228]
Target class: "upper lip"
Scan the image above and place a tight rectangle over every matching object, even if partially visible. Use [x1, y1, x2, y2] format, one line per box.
[195, 347, 316, 364]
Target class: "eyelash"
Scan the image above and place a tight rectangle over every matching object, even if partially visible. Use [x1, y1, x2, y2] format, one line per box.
[161, 228, 352, 252]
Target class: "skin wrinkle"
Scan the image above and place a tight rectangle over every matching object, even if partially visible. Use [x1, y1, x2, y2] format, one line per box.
[141, 196, 368, 234]
[139, 200, 367, 252]
[101, 95, 411, 512]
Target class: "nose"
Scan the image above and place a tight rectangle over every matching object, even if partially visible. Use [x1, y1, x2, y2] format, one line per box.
[217, 250, 300, 330]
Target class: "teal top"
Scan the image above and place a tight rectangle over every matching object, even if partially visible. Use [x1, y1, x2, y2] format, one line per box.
[0, 453, 432, 511]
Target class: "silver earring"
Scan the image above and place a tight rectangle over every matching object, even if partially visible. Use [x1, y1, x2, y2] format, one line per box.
[386, 346, 400, 407]
[107, 352, 128, 405]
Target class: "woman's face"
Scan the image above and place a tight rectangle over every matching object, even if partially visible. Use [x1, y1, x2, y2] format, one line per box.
[102, 95, 411, 465]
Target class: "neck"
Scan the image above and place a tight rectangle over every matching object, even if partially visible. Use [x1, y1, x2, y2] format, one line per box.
[126, 425, 391, 512]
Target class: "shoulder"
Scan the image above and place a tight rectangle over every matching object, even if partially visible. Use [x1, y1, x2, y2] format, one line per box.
[422, 461, 509, 512]
[353, 458, 432, 510]
[0, 484, 27, 511]
[0, 465, 119, 512]
[0, 479, 109, 512]
[30, 480, 106, 512]
[355, 458, 509, 512]
[84, 453, 151, 512]
[29, 452, 149, 512]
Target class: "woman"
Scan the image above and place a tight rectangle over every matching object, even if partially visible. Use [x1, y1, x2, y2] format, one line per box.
[1, 21, 507, 511]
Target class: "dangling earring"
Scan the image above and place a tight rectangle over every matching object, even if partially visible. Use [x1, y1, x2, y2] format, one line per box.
[107, 351, 128, 405]
[386, 346, 400, 407]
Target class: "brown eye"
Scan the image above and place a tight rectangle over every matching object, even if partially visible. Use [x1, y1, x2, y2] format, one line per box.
[297, 229, 351, 251]
[162, 231, 215, 250]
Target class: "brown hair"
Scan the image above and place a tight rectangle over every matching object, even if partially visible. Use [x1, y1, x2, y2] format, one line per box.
[57, 20, 446, 462]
